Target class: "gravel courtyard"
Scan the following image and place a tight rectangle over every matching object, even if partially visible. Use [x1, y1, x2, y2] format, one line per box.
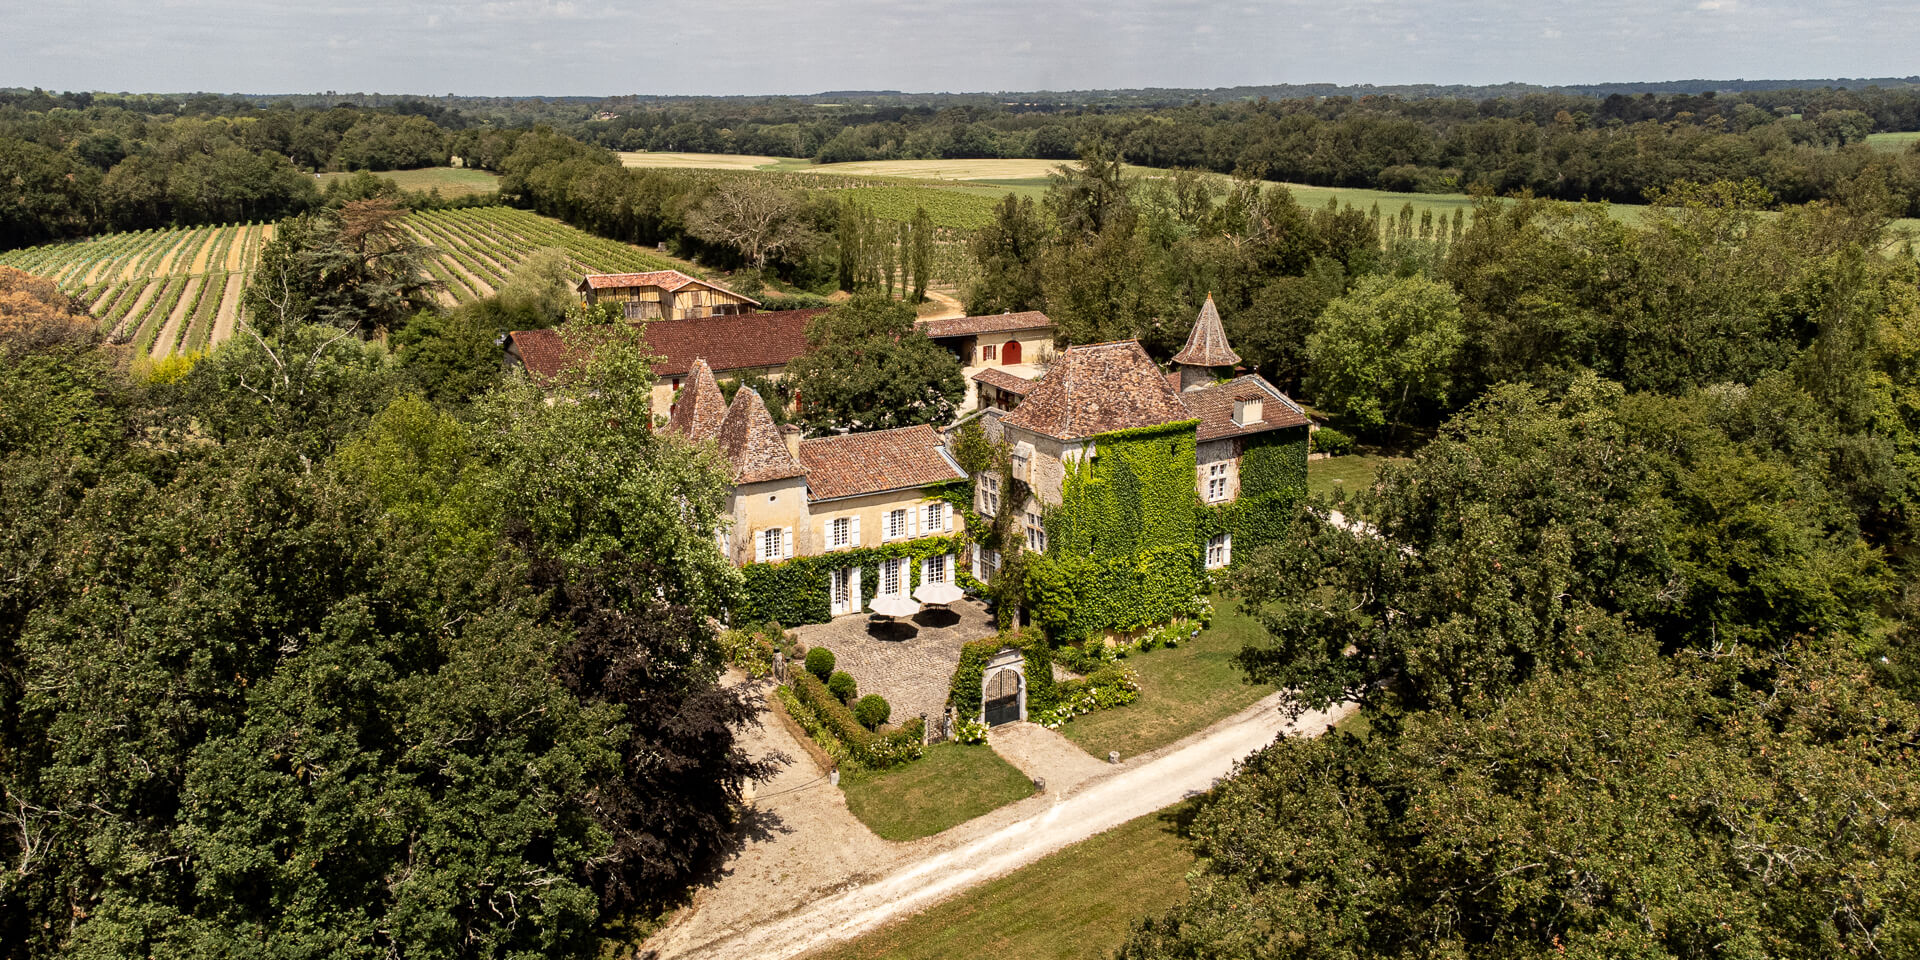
[789, 599, 998, 725]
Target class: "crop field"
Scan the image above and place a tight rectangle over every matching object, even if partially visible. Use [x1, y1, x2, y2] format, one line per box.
[0, 221, 273, 359]
[0, 208, 687, 357]
[316, 166, 502, 197]
[618, 151, 785, 170]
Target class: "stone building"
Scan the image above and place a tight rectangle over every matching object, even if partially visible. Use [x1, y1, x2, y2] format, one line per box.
[668, 359, 968, 621]
[975, 296, 1309, 577]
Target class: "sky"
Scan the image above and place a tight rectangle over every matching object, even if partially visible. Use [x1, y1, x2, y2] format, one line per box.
[3, 0, 1917, 97]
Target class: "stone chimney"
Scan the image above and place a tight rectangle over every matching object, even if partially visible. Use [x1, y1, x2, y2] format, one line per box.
[780, 423, 803, 461]
[1232, 398, 1264, 427]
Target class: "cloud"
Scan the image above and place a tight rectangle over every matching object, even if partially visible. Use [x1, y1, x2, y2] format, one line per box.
[1696, 0, 1736, 9]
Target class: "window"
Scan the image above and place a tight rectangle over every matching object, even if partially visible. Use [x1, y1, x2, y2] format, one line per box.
[1206, 462, 1230, 502]
[828, 516, 851, 549]
[923, 554, 950, 584]
[881, 557, 905, 597]
[923, 502, 946, 534]
[831, 567, 856, 615]
[1025, 511, 1047, 553]
[980, 546, 1000, 577]
[982, 343, 997, 362]
[761, 527, 784, 561]
[980, 475, 1000, 515]
[884, 508, 908, 541]
[1206, 533, 1232, 569]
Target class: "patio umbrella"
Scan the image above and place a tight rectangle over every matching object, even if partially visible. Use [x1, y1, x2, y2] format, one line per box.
[868, 594, 922, 619]
[912, 581, 965, 607]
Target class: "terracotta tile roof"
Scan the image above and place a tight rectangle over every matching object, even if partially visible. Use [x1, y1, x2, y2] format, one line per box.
[646, 309, 825, 378]
[579, 269, 760, 305]
[1186, 375, 1311, 442]
[971, 367, 1040, 395]
[509, 309, 827, 382]
[799, 425, 966, 502]
[1000, 340, 1195, 441]
[1172, 295, 1241, 368]
[666, 358, 729, 441]
[715, 387, 807, 484]
[918, 310, 1055, 339]
[506, 328, 573, 380]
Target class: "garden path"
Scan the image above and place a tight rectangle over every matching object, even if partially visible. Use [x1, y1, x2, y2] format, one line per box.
[642, 674, 892, 959]
[985, 721, 1111, 794]
[652, 691, 1355, 960]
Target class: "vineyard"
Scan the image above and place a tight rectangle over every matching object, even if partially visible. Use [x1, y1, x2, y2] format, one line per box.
[0, 207, 690, 357]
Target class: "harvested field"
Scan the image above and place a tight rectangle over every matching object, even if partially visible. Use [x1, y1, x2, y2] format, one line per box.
[618, 151, 782, 170]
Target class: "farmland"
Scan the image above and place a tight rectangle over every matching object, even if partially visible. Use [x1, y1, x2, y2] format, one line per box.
[316, 166, 503, 197]
[0, 207, 689, 357]
[1868, 131, 1920, 153]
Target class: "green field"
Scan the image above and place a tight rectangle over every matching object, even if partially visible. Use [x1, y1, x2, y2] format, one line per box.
[811, 801, 1197, 960]
[317, 166, 502, 197]
[841, 741, 1035, 841]
[1867, 131, 1920, 153]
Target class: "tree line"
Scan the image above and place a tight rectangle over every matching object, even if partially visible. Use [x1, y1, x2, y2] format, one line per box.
[0, 99, 489, 248]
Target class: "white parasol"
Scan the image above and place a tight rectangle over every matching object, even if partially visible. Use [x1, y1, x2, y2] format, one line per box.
[868, 594, 922, 619]
[912, 581, 965, 607]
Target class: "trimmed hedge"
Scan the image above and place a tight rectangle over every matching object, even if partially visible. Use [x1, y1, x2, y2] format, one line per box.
[789, 670, 923, 768]
[805, 646, 836, 682]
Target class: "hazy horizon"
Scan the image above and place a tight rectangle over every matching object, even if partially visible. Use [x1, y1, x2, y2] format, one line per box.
[6, 0, 1919, 100]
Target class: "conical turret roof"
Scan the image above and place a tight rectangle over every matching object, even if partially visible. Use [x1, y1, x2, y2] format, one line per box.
[666, 358, 728, 441]
[715, 387, 807, 484]
[1172, 294, 1241, 368]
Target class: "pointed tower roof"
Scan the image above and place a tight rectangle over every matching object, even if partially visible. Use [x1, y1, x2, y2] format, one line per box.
[666, 358, 728, 441]
[1172, 295, 1241, 368]
[715, 387, 807, 485]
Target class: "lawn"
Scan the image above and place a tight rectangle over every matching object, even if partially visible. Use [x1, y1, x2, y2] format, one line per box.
[1058, 598, 1275, 761]
[810, 801, 1197, 960]
[841, 742, 1034, 841]
[1867, 131, 1920, 153]
[1306, 453, 1403, 504]
[317, 167, 501, 197]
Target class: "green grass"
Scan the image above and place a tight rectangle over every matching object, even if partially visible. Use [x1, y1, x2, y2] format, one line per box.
[1867, 131, 1920, 153]
[841, 742, 1035, 841]
[1058, 598, 1276, 761]
[1306, 453, 1403, 503]
[318, 166, 501, 197]
[810, 801, 1197, 960]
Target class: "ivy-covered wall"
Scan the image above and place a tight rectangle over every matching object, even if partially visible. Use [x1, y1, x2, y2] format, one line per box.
[1203, 425, 1310, 561]
[737, 533, 969, 626]
[1028, 421, 1202, 640]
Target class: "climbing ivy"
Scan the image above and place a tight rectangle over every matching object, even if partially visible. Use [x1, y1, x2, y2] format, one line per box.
[1028, 421, 1203, 640]
[1199, 426, 1311, 563]
[947, 628, 1058, 719]
[737, 533, 968, 626]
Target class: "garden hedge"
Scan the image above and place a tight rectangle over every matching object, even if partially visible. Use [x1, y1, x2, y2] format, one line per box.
[789, 670, 923, 768]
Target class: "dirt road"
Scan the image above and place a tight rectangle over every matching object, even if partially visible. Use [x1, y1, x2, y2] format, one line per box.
[664, 693, 1351, 960]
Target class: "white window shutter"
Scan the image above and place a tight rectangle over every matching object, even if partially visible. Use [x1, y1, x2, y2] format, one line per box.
[850, 516, 861, 547]
[782, 527, 795, 559]
[1224, 533, 1232, 566]
[908, 507, 918, 538]
[753, 530, 766, 563]
[851, 566, 862, 604]
[971, 543, 980, 572]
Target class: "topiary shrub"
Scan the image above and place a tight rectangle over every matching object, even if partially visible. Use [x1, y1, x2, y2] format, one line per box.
[1313, 427, 1354, 457]
[853, 694, 891, 730]
[788, 670, 924, 768]
[828, 670, 858, 703]
[805, 646, 836, 682]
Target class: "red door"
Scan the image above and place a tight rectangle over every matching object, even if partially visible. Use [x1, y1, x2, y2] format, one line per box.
[1001, 340, 1022, 365]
